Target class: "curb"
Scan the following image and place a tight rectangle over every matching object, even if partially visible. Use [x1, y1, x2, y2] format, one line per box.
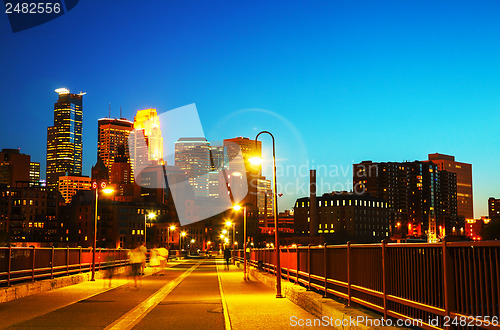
[236, 262, 407, 330]
[0, 265, 130, 304]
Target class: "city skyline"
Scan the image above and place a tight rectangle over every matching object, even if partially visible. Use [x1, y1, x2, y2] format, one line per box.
[1, 1, 500, 217]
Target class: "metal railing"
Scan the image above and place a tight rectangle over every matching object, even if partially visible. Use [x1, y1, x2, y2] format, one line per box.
[0, 247, 129, 286]
[236, 240, 500, 329]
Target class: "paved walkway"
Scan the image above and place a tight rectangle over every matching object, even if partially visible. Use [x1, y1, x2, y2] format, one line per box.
[0, 258, 322, 329]
[216, 260, 323, 329]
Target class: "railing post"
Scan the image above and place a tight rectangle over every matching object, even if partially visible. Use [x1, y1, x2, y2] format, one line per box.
[98, 248, 101, 271]
[296, 246, 300, 284]
[347, 241, 351, 306]
[51, 246, 54, 279]
[323, 244, 328, 297]
[7, 246, 12, 286]
[66, 246, 70, 276]
[79, 247, 82, 273]
[287, 246, 290, 281]
[442, 238, 456, 329]
[382, 240, 389, 318]
[307, 244, 312, 291]
[32, 246, 36, 282]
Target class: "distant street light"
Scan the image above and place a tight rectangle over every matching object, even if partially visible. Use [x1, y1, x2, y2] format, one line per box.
[167, 225, 176, 250]
[144, 212, 156, 247]
[180, 231, 187, 250]
[92, 183, 114, 281]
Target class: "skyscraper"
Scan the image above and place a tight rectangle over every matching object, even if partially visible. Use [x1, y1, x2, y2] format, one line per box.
[488, 197, 500, 220]
[223, 137, 262, 176]
[257, 177, 274, 226]
[46, 88, 84, 188]
[132, 109, 163, 161]
[223, 137, 262, 206]
[209, 145, 227, 171]
[97, 117, 134, 173]
[29, 162, 40, 186]
[353, 160, 458, 240]
[174, 137, 211, 197]
[58, 175, 91, 203]
[428, 153, 473, 219]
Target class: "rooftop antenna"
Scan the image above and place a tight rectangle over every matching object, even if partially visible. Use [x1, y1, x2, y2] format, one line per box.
[108, 102, 111, 118]
[120, 106, 122, 118]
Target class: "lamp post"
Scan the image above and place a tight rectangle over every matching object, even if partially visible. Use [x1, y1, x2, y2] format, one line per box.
[180, 231, 186, 250]
[91, 183, 114, 281]
[144, 212, 156, 247]
[233, 204, 248, 280]
[167, 225, 176, 250]
[251, 130, 282, 298]
[225, 220, 235, 264]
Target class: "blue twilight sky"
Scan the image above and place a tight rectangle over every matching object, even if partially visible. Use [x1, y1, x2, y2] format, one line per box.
[0, 1, 499, 216]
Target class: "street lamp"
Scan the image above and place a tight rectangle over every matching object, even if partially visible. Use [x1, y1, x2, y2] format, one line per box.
[91, 183, 114, 281]
[225, 220, 235, 263]
[167, 225, 176, 250]
[233, 204, 249, 280]
[144, 212, 156, 247]
[180, 231, 186, 250]
[253, 130, 282, 298]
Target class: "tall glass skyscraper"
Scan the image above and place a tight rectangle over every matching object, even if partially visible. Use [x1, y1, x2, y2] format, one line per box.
[97, 117, 134, 172]
[174, 137, 211, 197]
[46, 88, 84, 188]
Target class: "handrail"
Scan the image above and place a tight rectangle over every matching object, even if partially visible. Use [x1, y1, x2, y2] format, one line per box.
[237, 241, 500, 330]
[0, 247, 130, 286]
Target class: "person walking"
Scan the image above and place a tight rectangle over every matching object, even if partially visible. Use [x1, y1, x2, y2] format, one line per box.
[139, 243, 147, 275]
[224, 246, 231, 270]
[128, 244, 143, 288]
[149, 246, 160, 275]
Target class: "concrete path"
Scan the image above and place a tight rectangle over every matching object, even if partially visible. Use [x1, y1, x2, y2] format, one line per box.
[0, 258, 322, 329]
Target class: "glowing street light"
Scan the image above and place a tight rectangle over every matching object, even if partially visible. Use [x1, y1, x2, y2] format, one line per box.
[167, 225, 176, 250]
[180, 231, 187, 250]
[91, 183, 114, 281]
[144, 212, 156, 247]
[222, 229, 227, 234]
[249, 156, 263, 166]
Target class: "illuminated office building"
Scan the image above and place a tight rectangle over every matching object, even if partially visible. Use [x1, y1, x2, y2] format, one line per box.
[175, 137, 211, 197]
[0, 148, 30, 187]
[131, 108, 163, 168]
[46, 88, 84, 188]
[257, 177, 274, 226]
[29, 162, 40, 186]
[209, 145, 227, 171]
[223, 137, 262, 206]
[58, 175, 91, 204]
[97, 117, 134, 173]
[428, 153, 473, 219]
[353, 160, 458, 240]
[489, 197, 500, 220]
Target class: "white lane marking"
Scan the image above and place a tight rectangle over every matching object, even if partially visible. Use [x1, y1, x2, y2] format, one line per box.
[105, 260, 203, 330]
[216, 260, 232, 330]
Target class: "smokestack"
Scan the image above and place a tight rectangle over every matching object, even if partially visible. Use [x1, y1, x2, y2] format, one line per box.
[310, 169, 318, 236]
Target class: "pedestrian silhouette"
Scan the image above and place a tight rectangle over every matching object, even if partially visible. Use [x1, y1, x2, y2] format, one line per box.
[224, 247, 231, 270]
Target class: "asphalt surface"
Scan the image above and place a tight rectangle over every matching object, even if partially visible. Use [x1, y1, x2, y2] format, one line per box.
[2, 259, 224, 330]
[1, 258, 322, 330]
